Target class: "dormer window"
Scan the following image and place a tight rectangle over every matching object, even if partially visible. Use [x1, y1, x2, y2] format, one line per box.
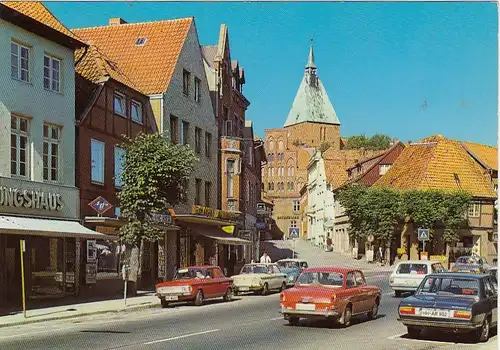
[135, 37, 147, 46]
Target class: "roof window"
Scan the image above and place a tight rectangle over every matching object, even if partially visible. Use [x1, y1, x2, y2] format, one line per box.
[135, 37, 147, 46]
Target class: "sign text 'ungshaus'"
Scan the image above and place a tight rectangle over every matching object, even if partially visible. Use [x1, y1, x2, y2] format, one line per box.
[0, 186, 63, 211]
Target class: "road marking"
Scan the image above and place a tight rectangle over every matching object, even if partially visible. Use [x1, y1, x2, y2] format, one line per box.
[143, 329, 220, 345]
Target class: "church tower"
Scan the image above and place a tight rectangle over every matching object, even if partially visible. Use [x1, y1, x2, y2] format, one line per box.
[284, 41, 341, 149]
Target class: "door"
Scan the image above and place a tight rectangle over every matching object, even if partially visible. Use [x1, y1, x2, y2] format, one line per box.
[203, 268, 220, 298]
[354, 271, 371, 312]
[272, 265, 285, 289]
[484, 277, 498, 325]
[346, 272, 362, 314]
[6, 236, 22, 308]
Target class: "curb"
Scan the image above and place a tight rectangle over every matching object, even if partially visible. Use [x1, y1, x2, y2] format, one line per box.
[0, 301, 160, 328]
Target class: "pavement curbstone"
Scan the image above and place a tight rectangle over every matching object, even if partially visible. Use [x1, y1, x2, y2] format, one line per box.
[0, 301, 161, 328]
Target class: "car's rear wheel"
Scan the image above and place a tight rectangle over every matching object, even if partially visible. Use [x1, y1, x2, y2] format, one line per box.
[160, 298, 169, 308]
[194, 290, 204, 306]
[407, 326, 420, 338]
[395, 291, 402, 297]
[223, 287, 233, 302]
[474, 317, 490, 342]
[341, 305, 352, 327]
[367, 300, 379, 320]
[261, 283, 269, 295]
[288, 317, 300, 326]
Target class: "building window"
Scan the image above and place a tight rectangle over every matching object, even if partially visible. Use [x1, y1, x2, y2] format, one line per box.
[11, 41, 30, 82]
[468, 202, 481, 218]
[204, 181, 211, 207]
[293, 200, 300, 213]
[170, 115, 179, 144]
[194, 77, 201, 102]
[131, 100, 143, 123]
[269, 140, 274, 151]
[227, 159, 235, 198]
[379, 164, 391, 175]
[494, 184, 498, 192]
[290, 220, 297, 228]
[205, 132, 212, 157]
[181, 121, 190, 146]
[114, 92, 126, 116]
[183, 69, 190, 96]
[195, 178, 202, 205]
[227, 199, 236, 212]
[91, 139, 105, 184]
[114, 146, 126, 188]
[43, 55, 61, 92]
[278, 140, 284, 151]
[43, 124, 60, 182]
[195, 127, 202, 154]
[11, 115, 29, 177]
[224, 120, 232, 137]
[114, 207, 121, 217]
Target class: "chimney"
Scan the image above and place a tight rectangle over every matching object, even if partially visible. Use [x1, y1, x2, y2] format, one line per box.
[109, 18, 127, 25]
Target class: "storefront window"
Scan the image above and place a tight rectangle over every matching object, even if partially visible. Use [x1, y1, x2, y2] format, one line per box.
[30, 237, 64, 297]
[96, 240, 121, 277]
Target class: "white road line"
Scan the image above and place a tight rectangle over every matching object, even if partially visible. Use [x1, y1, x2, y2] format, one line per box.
[143, 329, 220, 345]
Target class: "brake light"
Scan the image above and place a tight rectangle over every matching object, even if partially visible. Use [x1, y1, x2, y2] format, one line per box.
[280, 292, 285, 302]
[331, 294, 336, 303]
[399, 306, 416, 315]
[453, 310, 472, 320]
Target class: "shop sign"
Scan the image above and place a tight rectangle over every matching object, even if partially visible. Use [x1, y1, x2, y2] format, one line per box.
[87, 240, 97, 263]
[256, 203, 266, 215]
[150, 213, 172, 225]
[88, 196, 113, 215]
[0, 186, 63, 211]
[192, 205, 239, 221]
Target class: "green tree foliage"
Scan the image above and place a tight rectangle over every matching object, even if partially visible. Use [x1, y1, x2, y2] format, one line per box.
[117, 133, 197, 286]
[345, 133, 392, 151]
[337, 184, 472, 245]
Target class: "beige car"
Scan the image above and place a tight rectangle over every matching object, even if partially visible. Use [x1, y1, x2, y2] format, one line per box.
[232, 263, 287, 295]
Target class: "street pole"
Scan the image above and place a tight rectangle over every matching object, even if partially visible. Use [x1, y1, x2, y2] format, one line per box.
[122, 264, 128, 307]
[292, 239, 296, 259]
[19, 240, 27, 318]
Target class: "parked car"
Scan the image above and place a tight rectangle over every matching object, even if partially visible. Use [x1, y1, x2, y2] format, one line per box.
[451, 255, 490, 273]
[155, 266, 233, 308]
[280, 267, 381, 327]
[487, 266, 498, 284]
[389, 260, 446, 297]
[232, 263, 287, 295]
[397, 272, 498, 342]
[277, 259, 309, 287]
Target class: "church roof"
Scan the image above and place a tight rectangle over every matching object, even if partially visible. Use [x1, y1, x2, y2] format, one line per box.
[284, 42, 340, 127]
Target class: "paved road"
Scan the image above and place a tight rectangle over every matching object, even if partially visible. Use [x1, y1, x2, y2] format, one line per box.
[0, 269, 496, 350]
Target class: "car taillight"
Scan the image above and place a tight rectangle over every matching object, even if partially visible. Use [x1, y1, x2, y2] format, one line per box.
[331, 294, 336, 303]
[453, 310, 472, 319]
[280, 292, 285, 301]
[399, 306, 416, 315]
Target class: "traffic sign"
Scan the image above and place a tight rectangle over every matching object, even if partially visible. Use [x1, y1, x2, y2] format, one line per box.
[367, 235, 375, 243]
[418, 228, 430, 242]
[88, 196, 113, 215]
[256, 221, 266, 230]
[289, 227, 300, 239]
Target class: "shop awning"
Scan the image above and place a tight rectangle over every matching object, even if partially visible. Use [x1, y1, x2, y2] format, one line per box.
[0, 215, 117, 240]
[191, 226, 252, 245]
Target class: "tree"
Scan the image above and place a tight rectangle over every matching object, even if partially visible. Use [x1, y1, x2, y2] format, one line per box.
[344, 134, 392, 151]
[118, 133, 197, 293]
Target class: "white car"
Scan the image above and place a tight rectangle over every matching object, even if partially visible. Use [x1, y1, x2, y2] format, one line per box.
[232, 263, 287, 295]
[389, 260, 446, 297]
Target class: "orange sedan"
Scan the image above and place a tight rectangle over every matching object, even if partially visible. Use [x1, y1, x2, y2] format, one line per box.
[280, 267, 381, 327]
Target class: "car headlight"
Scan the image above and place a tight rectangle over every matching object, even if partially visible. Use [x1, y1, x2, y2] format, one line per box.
[182, 286, 192, 293]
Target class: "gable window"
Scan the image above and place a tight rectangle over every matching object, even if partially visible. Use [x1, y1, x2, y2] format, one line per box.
[114, 92, 126, 116]
[205, 132, 212, 157]
[170, 115, 179, 144]
[135, 37, 147, 46]
[195, 127, 202, 154]
[204, 181, 211, 207]
[494, 184, 498, 192]
[43, 55, 61, 92]
[293, 200, 300, 213]
[195, 178, 202, 205]
[290, 220, 297, 228]
[227, 159, 235, 197]
[131, 100, 143, 123]
[114, 146, 126, 188]
[181, 121, 190, 146]
[379, 164, 391, 176]
[43, 124, 60, 182]
[11, 41, 30, 82]
[194, 77, 201, 102]
[11, 115, 29, 177]
[268, 182, 274, 191]
[183, 69, 190, 96]
[468, 202, 481, 218]
[91, 139, 105, 184]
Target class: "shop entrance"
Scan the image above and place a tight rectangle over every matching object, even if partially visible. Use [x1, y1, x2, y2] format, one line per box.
[5, 235, 22, 307]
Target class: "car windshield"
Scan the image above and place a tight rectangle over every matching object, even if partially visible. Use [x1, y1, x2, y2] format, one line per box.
[397, 263, 428, 275]
[174, 268, 206, 280]
[456, 256, 480, 264]
[296, 272, 344, 288]
[278, 261, 300, 269]
[416, 276, 480, 297]
[240, 265, 269, 274]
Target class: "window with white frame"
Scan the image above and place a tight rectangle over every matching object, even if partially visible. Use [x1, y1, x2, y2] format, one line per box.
[43, 54, 61, 92]
[194, 77, 201, 102]
[11, 115, 29, 177]
[114, 92, 126, 116]
[91, 139, 105, 183]
[227, 199, 236, 212]
[379, 164, 391, 175]
[227, 159, 235, 197]
[494, 184, 498, 192]
[114, 146, 126, 188]
[468, 202, 481, 218]
[11, 41, 30, 82]
[43, 124, 60, 181]
[292, 200, 300, 213]
[131, 100, 143, 123]
[268, 166, 273, 177]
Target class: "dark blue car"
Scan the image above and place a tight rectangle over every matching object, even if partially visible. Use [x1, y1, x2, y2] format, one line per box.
[397, 272, 497, 343]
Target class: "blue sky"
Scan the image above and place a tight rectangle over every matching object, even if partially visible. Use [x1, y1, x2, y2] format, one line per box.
[46, 2, 498, 146]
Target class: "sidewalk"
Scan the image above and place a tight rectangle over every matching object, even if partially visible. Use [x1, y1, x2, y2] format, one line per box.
[265, 239, 393, 272]
[0, 293, 160, 328]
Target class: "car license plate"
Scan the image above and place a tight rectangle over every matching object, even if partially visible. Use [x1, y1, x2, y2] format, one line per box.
[164, 296, 178, 301]
[239, 287, 249, 291]
[296, 303, 315, 311]
[420, 308, 449, 318]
